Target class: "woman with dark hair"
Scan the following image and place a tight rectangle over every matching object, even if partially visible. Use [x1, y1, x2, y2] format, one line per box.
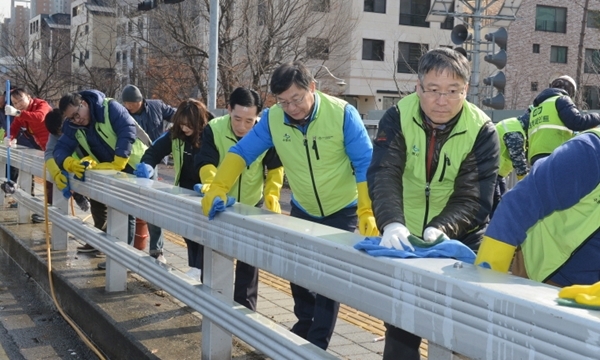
[134, 98, 213, 275]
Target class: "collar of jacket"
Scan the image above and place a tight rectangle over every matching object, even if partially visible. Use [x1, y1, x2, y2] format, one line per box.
[418, 106, 463, 135]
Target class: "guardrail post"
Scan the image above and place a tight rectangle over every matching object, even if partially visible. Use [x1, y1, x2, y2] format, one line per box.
[106, 206, 128, 292]
[201, 247, 234, 359]
[50, 183, 68, 250]
[17, 172, 32, 224]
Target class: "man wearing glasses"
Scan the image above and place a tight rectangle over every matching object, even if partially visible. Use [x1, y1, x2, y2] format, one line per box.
[4, 88, 52, 223]
[201, 61, 377, 350]
[54, 90, 148, 268]
[367, 48, 499, 359]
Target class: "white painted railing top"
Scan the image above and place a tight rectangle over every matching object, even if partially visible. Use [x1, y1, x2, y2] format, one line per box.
[2, 146, 600, 360]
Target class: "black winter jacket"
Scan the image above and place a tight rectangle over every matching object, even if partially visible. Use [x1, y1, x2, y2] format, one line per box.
[367, 104, 499, 249]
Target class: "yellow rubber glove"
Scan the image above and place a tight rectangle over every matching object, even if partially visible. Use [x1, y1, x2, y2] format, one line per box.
[79, 156, 97, 168]
[264, 166, 283, 214]
[63, 156, 86, 178]
[558, 281, 600, 300]
[200, 164, 217, 185]
[516, 174, 525, 181]
[197, 164, 218, 194]
[93, 156, 129, 171]
[201, 153, 246, 217]
[474, 236, 516, 273]
[46, 158, 68, 190]
[356, 181, 379, 236]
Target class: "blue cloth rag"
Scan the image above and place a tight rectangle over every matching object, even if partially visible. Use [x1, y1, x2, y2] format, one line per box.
[61, 170, 72, 199]
[193, 183, 206, 196]
[354, 236, 476, 264]
[208, 196, 236, 220]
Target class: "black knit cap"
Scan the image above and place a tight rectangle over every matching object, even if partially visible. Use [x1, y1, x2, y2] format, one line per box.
[121, 85, 143, 102]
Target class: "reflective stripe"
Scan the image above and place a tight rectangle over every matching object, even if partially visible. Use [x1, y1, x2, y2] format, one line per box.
[528, 124, 572, 136]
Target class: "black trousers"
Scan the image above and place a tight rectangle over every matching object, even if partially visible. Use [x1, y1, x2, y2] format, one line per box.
[382, 323, 421, 360]
[288, 202, 357, 350]
[89, 198, 134, 244]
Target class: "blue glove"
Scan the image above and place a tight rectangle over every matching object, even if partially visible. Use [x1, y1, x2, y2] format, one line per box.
[134, 163, 154, 178]
[61, 170, 72, 199]
[207, 195, 236, 220]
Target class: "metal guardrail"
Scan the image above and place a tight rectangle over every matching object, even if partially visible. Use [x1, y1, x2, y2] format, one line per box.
[1, 146, 600, 360]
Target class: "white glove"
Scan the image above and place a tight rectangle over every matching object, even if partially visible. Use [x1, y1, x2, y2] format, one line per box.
[3, 138, 16, 148]
[4, 105, 20, 117]
[380, 222, 414, 251]
[423, 227, 449, 243]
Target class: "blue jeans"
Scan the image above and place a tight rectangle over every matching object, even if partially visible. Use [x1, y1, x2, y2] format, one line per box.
[147, 223, 164, 255]
[289, 202, 357, 350]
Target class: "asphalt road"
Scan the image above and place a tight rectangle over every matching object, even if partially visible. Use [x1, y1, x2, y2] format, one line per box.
[0, 248, 98, 360]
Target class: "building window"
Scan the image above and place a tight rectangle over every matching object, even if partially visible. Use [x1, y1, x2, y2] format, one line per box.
[310, 0, 330, 12]
[585, 48, 600, 73]
[584, 86, 600, 109]
[123, 51, 127, 62]
[306, 38, 329, 60]
[550, 46, 568, 63]
[72, 7, 78, 17]
[85, 25, 89, 34]
[533, 44, 540, 53]
[138, 18, 144, 32]
[364, 0, 385, 13]
[128, 21, 133, 34]
[399, 0, 430, 28]
[587, 10, 600, 29]
[85, 50, 89, 59]
[382, 96, 400, 109]
[116, 52, 121, 62]
[397, 42, 427, 73]
[535, 5, 567, 33]
[72, 53, 76, 63]
[531, 82, 538, 91]
[362, 39, 385, 61]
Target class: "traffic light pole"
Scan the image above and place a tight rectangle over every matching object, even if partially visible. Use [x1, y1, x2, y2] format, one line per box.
[469, 0, 483, 106]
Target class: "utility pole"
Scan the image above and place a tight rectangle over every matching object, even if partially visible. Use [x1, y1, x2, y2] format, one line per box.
[575, 0, 590, 108]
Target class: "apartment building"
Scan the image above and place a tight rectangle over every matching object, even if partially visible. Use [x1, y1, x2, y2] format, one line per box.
[28, 13, 70, 70]
[70, 0, 117, 91]
[505, 0, 600, 110]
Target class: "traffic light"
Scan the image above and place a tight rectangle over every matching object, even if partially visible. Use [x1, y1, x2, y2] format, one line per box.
[482, 27, 508, 110]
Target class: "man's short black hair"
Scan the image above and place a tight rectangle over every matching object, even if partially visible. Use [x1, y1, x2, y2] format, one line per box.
[228, 87, 263, 114]
[58, 92, 83, 113]
[270, 61, 314, 95]
[44, 108, 64, 136]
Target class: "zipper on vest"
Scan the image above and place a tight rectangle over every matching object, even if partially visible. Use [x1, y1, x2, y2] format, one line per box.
[438, 153, 450, 182]
[238, 174, 242, 202]
[304, 133, 325, 217]
[312, 136, 320, 160]
[423, 182, 431, 232]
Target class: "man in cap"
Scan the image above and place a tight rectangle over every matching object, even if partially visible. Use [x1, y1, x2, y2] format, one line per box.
[527, 75, 600, 165]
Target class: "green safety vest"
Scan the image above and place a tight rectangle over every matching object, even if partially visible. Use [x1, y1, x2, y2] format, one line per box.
[74, 98, 148, 168]
[171, 138, 184, 186]
[269, 91, 356, 217]
[522, 128, 600, 282]
[209, 115, 265, 206]
[496, 117, 526, 177]
[399, 93, 491, 235]
[528, 96, 573, 162]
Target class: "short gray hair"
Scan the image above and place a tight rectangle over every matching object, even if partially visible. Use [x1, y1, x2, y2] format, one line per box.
[417, 48, 471, 85]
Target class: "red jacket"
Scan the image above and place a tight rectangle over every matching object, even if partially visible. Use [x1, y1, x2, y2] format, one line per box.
[9, 97, 51, 150]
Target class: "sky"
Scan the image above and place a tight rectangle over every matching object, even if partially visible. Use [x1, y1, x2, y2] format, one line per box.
[1, 1, 12, 22]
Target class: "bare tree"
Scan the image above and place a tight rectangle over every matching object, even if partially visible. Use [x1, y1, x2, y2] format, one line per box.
[0, 15, 73, 102]
[127, 0, 357, 105]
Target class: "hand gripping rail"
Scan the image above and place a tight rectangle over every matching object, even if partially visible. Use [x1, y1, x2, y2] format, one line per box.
[3, 146, 600, 359]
